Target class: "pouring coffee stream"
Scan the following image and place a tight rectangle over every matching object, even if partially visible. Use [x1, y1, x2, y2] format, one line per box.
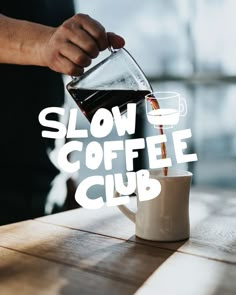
[147, 96, 168, 176]
[66, 47, 168, 176]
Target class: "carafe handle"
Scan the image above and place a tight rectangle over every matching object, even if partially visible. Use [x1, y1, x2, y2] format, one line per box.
[71, 46, 116, 80]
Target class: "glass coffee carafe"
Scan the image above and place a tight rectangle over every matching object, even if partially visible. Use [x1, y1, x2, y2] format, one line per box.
[66, 48, 152, 122]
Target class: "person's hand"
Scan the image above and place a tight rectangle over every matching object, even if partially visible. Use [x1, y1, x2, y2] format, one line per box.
[40, 13, 125, 76]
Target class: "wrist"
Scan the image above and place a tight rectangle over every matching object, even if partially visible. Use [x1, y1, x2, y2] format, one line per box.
[21, 20, 56, 67]
[0, 15, 55, 67]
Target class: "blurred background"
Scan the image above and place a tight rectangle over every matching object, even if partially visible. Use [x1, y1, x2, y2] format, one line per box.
[64, 0, 236, 194]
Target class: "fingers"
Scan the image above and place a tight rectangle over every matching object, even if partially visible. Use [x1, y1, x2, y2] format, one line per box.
[66, 28, 100, 59]
[60, 41, 92, 67]
[43, 13, 126, 76]
[57, 54, 84, 76]
[62, 14, 125, 56]
[74, 14, 109, 51]
[62, 14, 108, 56]
[107, 32, 125, 49]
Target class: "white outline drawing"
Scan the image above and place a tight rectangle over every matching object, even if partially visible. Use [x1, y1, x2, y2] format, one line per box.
[145, 91, 187, 129]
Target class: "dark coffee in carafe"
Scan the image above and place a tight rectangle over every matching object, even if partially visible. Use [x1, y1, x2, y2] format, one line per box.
[66, 48, 168, 175]
[67, 88, 150, 122]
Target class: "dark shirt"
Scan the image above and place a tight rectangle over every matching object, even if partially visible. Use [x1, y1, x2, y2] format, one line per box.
[0, 0, 75, 224]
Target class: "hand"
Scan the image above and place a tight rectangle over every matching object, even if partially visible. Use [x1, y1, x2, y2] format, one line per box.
[40, 14, 125, 76]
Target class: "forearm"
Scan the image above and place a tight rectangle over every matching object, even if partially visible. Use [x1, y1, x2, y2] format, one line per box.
[0, 14, 54, 66]
[0, 13, 125, 75]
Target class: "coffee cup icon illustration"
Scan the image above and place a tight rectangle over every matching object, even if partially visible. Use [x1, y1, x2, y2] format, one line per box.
[145, 92, 187, 129]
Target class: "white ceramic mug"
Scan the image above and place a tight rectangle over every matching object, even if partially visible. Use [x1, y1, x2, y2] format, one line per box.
[115, 169, 192, 241]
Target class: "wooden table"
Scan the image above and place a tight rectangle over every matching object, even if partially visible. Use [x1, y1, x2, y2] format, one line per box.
[0, 186, 236, 295]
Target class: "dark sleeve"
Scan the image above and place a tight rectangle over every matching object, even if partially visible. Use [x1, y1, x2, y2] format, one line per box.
[0, 0, 75, 27]
[43, 0, 76, 26]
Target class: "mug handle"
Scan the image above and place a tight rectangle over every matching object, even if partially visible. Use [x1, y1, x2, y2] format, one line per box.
[180, 96, 187, 116]
[114, 191, 136, 223]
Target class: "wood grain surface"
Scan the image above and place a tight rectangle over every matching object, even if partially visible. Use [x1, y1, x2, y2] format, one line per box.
[0, 247, 136, 295]
[38, 187, 236, 263]
[0, 186, 235, 294]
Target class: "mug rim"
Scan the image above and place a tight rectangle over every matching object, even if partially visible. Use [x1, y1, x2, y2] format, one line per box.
[149, 168, 192, 178]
